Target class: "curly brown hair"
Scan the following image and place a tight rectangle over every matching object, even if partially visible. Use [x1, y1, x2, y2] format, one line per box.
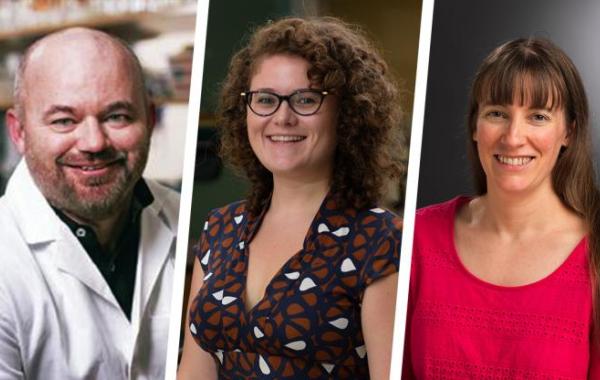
[218, 17, 406, 214]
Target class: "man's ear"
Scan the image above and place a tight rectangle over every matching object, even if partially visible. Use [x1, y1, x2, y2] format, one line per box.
[147, 102, 156, 134]
[6, 108, 26, 154]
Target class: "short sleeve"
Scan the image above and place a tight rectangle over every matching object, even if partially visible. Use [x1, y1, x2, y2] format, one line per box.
[192, 202, 246, 274]
[192, 210, 218, 273]
[358, 212, 402, 298]
[193, 215, 213, 273]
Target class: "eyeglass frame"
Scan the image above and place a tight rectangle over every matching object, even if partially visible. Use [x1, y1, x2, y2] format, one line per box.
[240, 88, 330, 117]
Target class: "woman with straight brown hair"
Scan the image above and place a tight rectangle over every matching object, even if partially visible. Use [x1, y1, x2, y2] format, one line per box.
[404, 37, 600, 378]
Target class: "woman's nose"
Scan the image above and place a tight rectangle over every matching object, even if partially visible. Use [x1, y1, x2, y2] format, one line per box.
[501, 117, 526, 146]
[273, 100, 297, 126]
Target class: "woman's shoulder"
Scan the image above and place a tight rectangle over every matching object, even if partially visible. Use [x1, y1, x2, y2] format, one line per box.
[413, 196, 472, 247]
[311, 202, 402, 259]
[316, 202, 402, 249]
[198, 200, 249, 243]
[342, 206, 401, 292]
[416, 196, 471, 224]
[205, 200, 248, 225]
[353, 206, 403, 239]
[195, 200, 248, 259]
[359, 206, 402, 224]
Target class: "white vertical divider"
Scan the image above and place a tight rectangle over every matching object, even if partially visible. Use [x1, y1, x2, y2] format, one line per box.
[389, 0, 435, 378]
[164, 0, 210, 378]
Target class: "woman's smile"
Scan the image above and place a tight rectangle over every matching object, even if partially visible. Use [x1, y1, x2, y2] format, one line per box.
[266, 134, 307, 143]
[474, 102, 568, 194]
[247, 54, 338, 179]
[494, 154, 534, 167]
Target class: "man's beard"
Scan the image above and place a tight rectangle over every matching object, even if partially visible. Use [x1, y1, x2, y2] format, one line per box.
[25, 145, 149, 221]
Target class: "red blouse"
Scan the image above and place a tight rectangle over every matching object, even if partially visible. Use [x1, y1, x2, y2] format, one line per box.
[403, 196, 600, 379]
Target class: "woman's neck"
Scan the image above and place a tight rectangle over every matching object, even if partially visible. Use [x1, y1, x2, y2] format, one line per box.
[269, 175, 330, 218]
[473, 185, 579, 238]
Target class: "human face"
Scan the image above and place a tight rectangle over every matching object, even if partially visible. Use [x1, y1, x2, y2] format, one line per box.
[246, 54, 338, 181]
[474, 102, 569, 196]
[7, 33, 152, 222]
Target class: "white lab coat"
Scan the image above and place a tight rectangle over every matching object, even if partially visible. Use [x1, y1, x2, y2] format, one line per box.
[0, 161, 179, 380]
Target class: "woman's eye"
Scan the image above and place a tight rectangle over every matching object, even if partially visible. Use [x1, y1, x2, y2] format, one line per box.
[485, 110, 505, 119]
[297, 96, 317, 105]
[255, 95, 276, 105]
[531, 113, 549, 122]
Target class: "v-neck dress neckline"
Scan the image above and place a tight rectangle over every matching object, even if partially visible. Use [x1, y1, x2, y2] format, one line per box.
[240, 192, 329, 316]
[189, 192, 402, 379]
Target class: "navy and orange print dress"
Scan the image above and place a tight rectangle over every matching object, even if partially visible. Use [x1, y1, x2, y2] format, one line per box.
[189, 193, 402, 379]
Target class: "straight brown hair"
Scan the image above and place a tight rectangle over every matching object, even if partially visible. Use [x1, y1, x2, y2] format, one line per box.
[466, 37, 600, 338]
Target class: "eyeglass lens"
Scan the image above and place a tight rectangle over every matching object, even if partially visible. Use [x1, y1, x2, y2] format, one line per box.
[248, 90, 324, 116]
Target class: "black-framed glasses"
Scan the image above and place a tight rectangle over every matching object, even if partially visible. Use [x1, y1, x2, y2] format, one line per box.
[240, 89, 329, 117]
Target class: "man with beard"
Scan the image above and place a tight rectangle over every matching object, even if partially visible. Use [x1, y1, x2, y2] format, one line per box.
[0, 27, 179, 379]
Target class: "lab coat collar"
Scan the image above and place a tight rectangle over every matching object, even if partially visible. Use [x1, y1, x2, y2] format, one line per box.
[4, 160, 64, 244]
[5, 161, 177, 324]
[5, 160, 118, 306]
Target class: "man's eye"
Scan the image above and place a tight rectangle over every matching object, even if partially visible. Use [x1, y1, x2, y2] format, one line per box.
[51, 118, 76, 127]
[105, 114, 132, 124]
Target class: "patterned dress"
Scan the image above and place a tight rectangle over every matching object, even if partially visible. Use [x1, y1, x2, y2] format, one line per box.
[188, 193, 402, 379]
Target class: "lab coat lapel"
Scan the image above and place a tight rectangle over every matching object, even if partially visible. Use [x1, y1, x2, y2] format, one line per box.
[6, 161, 120, 308]
[136, 204, 175, 318]
[53, 234, 117, 304]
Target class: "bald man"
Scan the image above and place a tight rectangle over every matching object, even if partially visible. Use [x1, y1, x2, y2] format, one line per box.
[0, 28, 179, 379]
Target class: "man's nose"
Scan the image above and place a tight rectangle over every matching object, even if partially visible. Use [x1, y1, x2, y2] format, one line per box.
[77, 117, 109, 152]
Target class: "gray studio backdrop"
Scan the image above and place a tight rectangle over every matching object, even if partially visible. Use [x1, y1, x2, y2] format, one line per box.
[417, 0, 600, 208]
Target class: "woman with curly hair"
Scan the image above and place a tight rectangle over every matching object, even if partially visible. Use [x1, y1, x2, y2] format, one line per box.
[178, 17, 404, 380]
[404, 38, 600, 378]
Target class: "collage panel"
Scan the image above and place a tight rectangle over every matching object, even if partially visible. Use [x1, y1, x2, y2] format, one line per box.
[0, 1, 196, 379]
[178, 1, 422, 379]
[8, 0, 600, 379]
[404, 0, 600, 378]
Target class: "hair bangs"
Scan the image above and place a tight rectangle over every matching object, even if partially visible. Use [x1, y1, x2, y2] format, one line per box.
[475, 58, 565, 111]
